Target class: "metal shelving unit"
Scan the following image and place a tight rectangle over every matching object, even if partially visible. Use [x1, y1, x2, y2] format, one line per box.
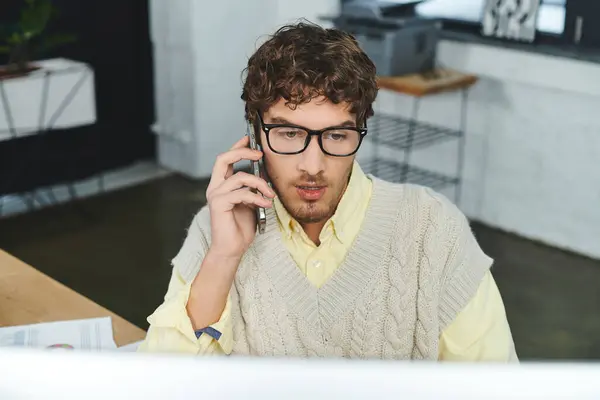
[362, 158, 459, 190]
[363, 76, 473, 205]
[367, 113, 462, 151]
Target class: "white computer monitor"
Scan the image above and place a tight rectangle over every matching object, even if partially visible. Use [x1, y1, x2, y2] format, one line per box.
[0, 348, 599, 399]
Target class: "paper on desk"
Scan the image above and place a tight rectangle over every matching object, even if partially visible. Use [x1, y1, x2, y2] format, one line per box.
[0, 317, 117, 351]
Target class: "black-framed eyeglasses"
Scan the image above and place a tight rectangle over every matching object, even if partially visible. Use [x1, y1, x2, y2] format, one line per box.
[256, 113, 368, 157]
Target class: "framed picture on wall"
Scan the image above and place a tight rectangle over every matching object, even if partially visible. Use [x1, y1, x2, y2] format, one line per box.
[482, 0, 542, 42]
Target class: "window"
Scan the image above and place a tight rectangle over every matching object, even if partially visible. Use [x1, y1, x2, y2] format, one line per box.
[415, 0, 566, 35]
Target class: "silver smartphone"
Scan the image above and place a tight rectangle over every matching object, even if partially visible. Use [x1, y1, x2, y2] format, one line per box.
[246, 121, 267, 234]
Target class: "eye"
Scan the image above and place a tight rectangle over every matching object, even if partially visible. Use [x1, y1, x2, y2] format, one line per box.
[324, 131, 348, 141]
[274, 129, 305, 139]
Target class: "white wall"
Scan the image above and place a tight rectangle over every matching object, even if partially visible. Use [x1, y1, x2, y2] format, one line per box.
[442, 41, 600, 259]
[150, 0, 339, 178]
[358, 41, 600, 259]
[150, 1, 600, 259]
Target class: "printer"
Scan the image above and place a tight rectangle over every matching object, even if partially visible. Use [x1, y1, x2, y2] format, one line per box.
[323, 0, 441, 77]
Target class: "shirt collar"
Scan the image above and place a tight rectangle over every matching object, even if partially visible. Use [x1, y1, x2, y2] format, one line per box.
[274, 161, 370, 244]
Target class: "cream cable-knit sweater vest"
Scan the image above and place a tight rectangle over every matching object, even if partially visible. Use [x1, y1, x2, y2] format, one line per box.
[174, 177, 493, 360]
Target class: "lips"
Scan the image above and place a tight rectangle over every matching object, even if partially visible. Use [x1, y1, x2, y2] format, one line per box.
[296, 185, 326, 201]
[297, 186, 323, 190]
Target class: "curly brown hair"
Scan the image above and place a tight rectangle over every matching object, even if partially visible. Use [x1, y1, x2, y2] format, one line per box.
[241, 21, 378, 127]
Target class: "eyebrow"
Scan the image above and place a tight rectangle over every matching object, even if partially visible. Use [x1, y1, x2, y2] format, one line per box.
[267, 116, 357, 128]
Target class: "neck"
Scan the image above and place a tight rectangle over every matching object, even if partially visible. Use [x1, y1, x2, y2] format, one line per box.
[300, 222, 326, 246]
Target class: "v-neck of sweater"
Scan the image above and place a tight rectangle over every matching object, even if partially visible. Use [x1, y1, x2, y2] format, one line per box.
[249, 177, 402, 330]
[271, 161, 374, 289]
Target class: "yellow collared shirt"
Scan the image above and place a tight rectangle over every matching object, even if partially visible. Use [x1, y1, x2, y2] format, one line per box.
[272, 161, 373, 288]
[140, 162, 518, 362]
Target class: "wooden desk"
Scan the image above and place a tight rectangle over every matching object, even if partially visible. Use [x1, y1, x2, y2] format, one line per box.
[0, 249, 146, 347]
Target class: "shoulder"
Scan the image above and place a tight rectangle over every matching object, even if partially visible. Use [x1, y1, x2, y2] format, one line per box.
[374, 180, 493, 328]
[171, 205, 212, 283]
[190, 204, 212, 232]
[414, 185, 471, 241]
[404, 185, 493, 328]
[180, 204, 213, 252]
[372, 177, 467, 232]
[397, 182, 486, 268]
[374, 177, 489, 274]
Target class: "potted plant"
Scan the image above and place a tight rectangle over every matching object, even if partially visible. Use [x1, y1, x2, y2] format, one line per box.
[0, 0, 76, 80]
[0, 0, 94, 141]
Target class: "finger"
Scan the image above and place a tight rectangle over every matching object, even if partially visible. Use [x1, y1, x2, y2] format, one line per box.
[214, 189, 273, 212]
[216, 171, 275, 198]
[224, 164, 234, 181]
[225, 136, 251, 180]
[230, 135, 250, 150]
[209, 147, 263, 188]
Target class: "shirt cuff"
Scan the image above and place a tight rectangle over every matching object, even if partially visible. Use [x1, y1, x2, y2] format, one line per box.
[200, 295, 233, 354]
[147, 281, 233, 353]
[195, 326, 222, 340]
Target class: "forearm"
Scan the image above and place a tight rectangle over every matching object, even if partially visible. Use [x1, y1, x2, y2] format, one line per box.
[186, 249, 240, 330]
[140, 266, 233, 355]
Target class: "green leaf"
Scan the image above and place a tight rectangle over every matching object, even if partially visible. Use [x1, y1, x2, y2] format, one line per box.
[0, 46, 10, 54]
[7, 32, 25, 45]
[19, 0, 53, 39]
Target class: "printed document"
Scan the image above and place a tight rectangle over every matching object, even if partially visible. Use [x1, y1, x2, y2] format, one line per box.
[0, 317, 117, 351]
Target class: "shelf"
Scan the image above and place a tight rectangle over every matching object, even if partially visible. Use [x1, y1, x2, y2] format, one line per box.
[367, 114, 461, 151]
[361, 159, 459, 190]
[377, 69, 478, 97]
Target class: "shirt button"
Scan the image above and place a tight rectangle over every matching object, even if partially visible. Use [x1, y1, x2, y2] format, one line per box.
[311, 260, 322, 269]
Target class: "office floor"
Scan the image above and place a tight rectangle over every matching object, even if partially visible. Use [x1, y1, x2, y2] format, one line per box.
[0, 174, 599, 361]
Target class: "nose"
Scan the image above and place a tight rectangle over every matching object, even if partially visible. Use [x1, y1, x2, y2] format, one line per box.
[298, 136, 326, 176]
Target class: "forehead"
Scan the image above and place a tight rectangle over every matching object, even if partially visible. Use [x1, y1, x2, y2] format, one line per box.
[264, 97, 355, 130]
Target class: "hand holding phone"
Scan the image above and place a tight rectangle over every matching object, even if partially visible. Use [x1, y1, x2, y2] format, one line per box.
[204, 135, 275, 260]
[246, 121, 268, 234]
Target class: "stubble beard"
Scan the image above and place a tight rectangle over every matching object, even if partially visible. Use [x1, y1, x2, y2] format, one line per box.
[269, 164, 353, 225]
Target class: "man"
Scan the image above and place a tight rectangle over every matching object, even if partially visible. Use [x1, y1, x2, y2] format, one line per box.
[139, 22, 518, 361]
